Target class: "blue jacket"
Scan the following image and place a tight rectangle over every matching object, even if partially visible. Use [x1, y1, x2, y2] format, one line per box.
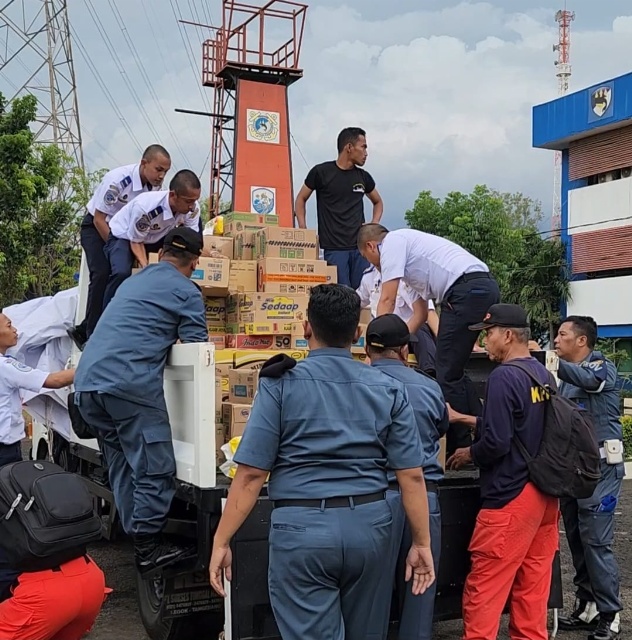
[75, 261, 208, 409]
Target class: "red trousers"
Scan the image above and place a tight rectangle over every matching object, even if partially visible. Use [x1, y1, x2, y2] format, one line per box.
[462, 483, 559, 640]
[0, 556, 107, 640]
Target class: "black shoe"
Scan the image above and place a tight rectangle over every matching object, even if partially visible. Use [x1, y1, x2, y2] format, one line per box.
[67, 326, 87, 351]
[134, 535, 196, 575]
[559, 599, 599, 630]
[589, 613, 621, 640]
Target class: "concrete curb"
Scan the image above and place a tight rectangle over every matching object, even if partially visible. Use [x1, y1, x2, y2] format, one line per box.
[625, 461, 632, 478]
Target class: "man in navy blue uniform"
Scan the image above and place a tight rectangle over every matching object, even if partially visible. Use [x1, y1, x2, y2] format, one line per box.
[447, 304, 559, 640]
[209, 284, 434, 640]
[366, 314, 448, 640]
[554, 316, 623, 640]
[74, 227, 208, 574]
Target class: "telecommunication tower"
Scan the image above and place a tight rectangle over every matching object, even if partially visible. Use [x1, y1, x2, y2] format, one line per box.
[551, 7, 575, 235]
[202, 0, 307, 224]
[0, 0, 84, 168]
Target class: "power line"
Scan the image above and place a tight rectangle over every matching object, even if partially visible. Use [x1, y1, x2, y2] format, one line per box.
[69, 25, 143, 155]
[290, 132, 310, 170]
[83, 0, 167, 159]
[108, 0, 194, 168]
[537, 213, 632, 237]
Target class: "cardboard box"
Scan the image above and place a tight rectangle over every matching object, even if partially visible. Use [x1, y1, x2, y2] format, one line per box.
[222, 403, 252, 438]
[359, 308, 373, 324]
[215, 349, 236, 421]
[290, 322, 309, 349]
[350, 323, 367, 354]
[227, 293, 308, 326]
[226, 333, 293, 350]
[215, 424, 227, 465]
[234, 231, 255, 260]
[223, 212, 278, 237]
[229, 260, 257, 293]
[204, 297, 227, 326]
[326, 265, 338, 284]
[257, 258, 328, 292]
[254, 227, 319, 260]
[215, 378, 226, 423]
[203, 235, 234, 260]
[228, 322, 294, 335]
[192, 258, 230, 295]
[207, 325, 227, 335]
[233, 350, 309, 370]
[207, 334, 226, 350]
[229, 369, 259, 404]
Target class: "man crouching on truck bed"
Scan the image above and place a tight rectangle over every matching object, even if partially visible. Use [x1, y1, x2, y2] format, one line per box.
[210, 284, 435, 640]
[73, 227, 209, 575]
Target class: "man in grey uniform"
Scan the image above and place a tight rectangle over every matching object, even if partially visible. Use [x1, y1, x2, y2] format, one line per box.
[74, 227, 208, 574]
[366, 314, 448, 640]
[554, 316, 623, 640]
[209, 284, 435, 640]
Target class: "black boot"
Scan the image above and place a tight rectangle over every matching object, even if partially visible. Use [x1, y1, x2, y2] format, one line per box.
[590, 613, 621, 640]
[67, 326, 87, 351]
[134, 534, 195, 576]
[558, 599, 599, 630]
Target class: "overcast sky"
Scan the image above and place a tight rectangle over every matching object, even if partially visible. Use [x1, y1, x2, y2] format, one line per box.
[8, 1, 632, 231]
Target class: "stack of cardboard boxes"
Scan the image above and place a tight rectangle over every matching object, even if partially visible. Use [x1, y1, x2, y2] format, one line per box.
[199, 212, 373, 465]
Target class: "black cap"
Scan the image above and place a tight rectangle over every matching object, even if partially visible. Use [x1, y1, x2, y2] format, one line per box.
[163, 227, 203, 256]
[366, 314, 418, 348]
[468, 303, 529, 331]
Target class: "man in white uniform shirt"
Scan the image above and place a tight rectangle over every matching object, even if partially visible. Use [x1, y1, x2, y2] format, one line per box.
[356, 265, 438, 376]
[0, 313, 76, 597]
[103, 169, 202, 310]
[358, 224, 500, 454]
[69, 145, 172, 350]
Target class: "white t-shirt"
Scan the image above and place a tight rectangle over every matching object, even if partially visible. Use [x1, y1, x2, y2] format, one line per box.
[379, 228, 489, 303]
[357, 267, 434, 324]
[0, 356, 48, 445]
[109, 191, 200, 245]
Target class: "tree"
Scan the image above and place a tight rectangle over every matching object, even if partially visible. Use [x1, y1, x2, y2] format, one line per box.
[405, 185, 524, 295]
[504, 231, 571, 344]
[0, 91, 104, 307]
[404, 185, 570, 344]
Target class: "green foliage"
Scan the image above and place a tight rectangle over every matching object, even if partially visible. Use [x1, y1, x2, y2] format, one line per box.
[405, 185, 524, 295]
[405, 185, 570, 344]
[0, 91, 106, 307]
[621, 416, 632, 460]
[596, 338, 631, 369]
[504, 230, 571, 344]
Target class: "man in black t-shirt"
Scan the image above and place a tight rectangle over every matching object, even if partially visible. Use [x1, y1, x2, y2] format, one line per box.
[295, 127, 383, 289]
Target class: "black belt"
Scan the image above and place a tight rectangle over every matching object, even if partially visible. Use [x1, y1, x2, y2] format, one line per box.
[388, 480, 439, 494]
[0, 442, 19, 448]
[273, 491, 385, 509]
[452, 271, 491, 287]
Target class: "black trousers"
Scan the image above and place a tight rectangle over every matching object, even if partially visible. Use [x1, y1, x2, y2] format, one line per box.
[0, 443, 22, 602]
[436, 272, 500, 454]
[79, 214, 110, 338]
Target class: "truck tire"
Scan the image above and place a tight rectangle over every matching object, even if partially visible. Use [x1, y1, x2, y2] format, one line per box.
[136, 570, 224, 640]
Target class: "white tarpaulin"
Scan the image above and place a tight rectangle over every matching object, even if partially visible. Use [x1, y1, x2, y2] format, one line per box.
[4, 288, 78, 440]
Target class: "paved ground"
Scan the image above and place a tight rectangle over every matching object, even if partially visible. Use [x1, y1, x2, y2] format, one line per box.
[83, 485, 632, 640]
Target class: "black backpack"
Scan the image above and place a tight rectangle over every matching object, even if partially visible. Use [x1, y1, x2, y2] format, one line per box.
[0, 460, 102, 571]
[504, 361, 601, 500]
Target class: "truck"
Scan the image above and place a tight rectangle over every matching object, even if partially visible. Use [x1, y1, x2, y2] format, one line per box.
[24, 253, 564, 640]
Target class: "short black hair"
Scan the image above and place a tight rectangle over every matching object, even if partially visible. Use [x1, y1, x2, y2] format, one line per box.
[357, 223, 389, 247]
[143, 144, 170, 161]
[307, 284, 361, 348]
[562, 315, 598, 349]
[170, 169, 201, 194]
[337, 127, 366, 153]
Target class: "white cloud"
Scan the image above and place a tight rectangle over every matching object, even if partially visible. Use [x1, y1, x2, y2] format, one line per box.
[67, 1, 632, 230]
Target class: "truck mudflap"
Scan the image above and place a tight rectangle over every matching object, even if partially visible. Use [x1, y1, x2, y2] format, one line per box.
[224, 479, 563, 639]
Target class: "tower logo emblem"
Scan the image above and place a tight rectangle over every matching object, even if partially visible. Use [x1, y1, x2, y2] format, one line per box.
[246, 109, 280, 144]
